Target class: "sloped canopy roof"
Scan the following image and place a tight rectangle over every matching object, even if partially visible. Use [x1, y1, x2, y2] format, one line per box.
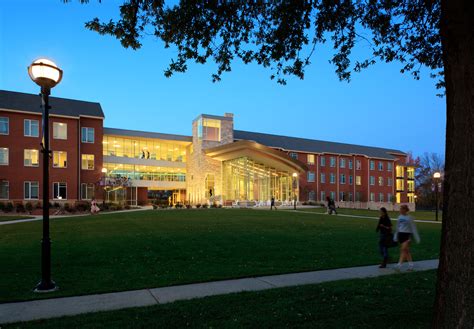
[205, 140, 308, 173]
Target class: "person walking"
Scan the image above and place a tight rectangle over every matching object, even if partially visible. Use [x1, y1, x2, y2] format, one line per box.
[90, 198, 100, 215]
[270, 196, 277, 210]
[376, 207, 392, 268]
[394, 205, 420, 271]
[326, 196, 337, 215]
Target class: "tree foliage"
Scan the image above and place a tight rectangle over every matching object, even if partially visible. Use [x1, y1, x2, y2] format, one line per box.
[75, 0, 444, 89]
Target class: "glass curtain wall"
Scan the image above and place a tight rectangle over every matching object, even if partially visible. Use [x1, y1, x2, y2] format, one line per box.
[103, 163, 186, 182]
[222, 157, 293, 202]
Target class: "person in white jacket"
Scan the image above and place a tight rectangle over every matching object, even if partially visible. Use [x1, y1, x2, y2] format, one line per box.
[393, 205, 420, 271]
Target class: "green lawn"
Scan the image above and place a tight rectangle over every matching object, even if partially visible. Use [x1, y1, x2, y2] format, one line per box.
[0, 215, 35, 222]
[6, 270, 437, 329]
[294, 207, 442, 221]
[0, 209, 441, 303]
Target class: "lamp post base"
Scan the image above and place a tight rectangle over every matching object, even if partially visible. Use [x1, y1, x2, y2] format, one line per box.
[34, 280, 58, 293]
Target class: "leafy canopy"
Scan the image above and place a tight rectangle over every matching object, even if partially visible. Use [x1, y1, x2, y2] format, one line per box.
[75, 0, 443, 88]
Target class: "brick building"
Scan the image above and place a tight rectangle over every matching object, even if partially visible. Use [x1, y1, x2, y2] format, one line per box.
[0, 90, 415, 209]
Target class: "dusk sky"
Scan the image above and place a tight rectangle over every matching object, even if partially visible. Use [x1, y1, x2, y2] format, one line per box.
[0, 0, 446, 157]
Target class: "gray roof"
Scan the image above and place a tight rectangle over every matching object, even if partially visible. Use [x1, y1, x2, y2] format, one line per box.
[104, 127, 192, 143]
[0, 90, 104, 118]
[234, 130, 406, 159]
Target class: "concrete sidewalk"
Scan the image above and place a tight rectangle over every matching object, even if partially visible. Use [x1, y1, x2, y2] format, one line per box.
[0, 259, 438, 325]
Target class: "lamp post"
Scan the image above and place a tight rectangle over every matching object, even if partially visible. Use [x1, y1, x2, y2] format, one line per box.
[292, 173, 298, 210]
[101, 168, 108, 204]
[28, 58, 63, 292]
[433, 172, 441, 222]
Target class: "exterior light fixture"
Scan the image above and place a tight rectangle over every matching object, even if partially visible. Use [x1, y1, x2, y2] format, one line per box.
[101, 168, 108, 173]
[28, 58, 63, 293]
[433, 171, 442, 221]
[292, 173, 298, 210]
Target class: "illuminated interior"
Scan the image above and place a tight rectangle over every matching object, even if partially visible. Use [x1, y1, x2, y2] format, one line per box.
[103, 163, 186, 182]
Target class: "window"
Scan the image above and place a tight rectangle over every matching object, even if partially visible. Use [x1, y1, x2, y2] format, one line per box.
[378, 161, 384, 171]
[407, 180, 415, 192]
[24, 181, 39, 199]
[349, 192, 353, 202]
[320, 191, 326, 201]
[339, 192, 345, 201]
[0, 117, 8, 135]
[378, 176, 384, 186]
[387, 178, 393, 186]
[0, 181, 9, 199]
[387, 162, 393, 172]
[330, 191, 336, 200]
[355, 192, 362, 202]
[370, 176, 375, 185]
[81, 127, 95, 143]
[307, 172, 315, 182]
[349, 175, 353, 185]
[307, 154, 315, 165]
[81, 154, 94, 170]
[356, 160, 361, 170]
[396, 166, 404, 178]
[340, 174, 346, 184]
[205, 174, 215, 198]
[370, 192, 375, 202]
[388, 193, 393, 203]
[198, 118, 221, 141]
[320, 173, 326, 184]
[356, 176, 362, 185]
[0, 148, 8, 165]
[348, 160, 353, 169]
[370, 160, 375, 170]
[330, 157, 336, 167]
[379, 193, 384, 202]
[396, 179, 405, 191]
[330, 173, 336, 184]
[81, 183, 95, 200]
[320, 157, 326, 167]
[53, 182, 67, 199]
[53, 151, 67, 168]
[289, 152, 298, 160]
[24, 149, 39, 167]
[53, 122, 67, 140]
[407, 167, 415, 179]
[408, 193, 415, 203]
[340, 158, 346, 168]
[24, 119, 39, 137]
[308, 190, 315, 201]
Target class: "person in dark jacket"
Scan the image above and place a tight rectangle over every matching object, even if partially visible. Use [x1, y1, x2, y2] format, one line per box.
[326, 196, 337, 215]
[270, 196, 277, 210]
[376, 207, 392, 268]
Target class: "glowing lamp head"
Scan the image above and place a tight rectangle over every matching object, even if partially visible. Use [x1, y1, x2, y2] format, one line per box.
[433, 172, 441, 179]
[28, 58, 63, 89]
[101, 168, 108, 173]
[292, 172, 298, 178]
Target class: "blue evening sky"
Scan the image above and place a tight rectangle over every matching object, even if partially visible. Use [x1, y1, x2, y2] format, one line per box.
[0, 0, 446, 156]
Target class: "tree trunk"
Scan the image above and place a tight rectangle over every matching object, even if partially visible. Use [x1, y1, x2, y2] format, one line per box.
[434, 1, 474, 328]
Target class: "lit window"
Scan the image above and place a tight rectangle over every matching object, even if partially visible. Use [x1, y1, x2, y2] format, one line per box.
[320, 173, 326, 184]
[307, 154, 315, 165]
[356, 176, 362, 185]
[340, 174, 346, 184]
[396, 166, 404, 178]
[378, 162, 384, 171]
[396, 179, 405, 191]
[330, 157, 336, 167]
[24, 149, 39, 167]
[0, 148, 8, 165]
[81, 154, 94, 170]
[53, 151, 67, 168]
[0, 117, 8, 135]
[340, 158, 346, 168]
[24, 181, 39, 200]
[205, 174, 215, 198]
[307, 172, 315, 182]
[320, 157, 326, 167]
[378, 176, 384, 186]
[53, 122, 67, 140]
[0, 181, 9, 199]
[81, 183, 95, 200]
[198, 118, 221, 142]
[330, 173, 336, 184]
[370, 176, 375, 185]
[24, 119, 39, 137]
[53, 182, 67, 199]
[370, 160, 375, 170]
[81, 127, 95, 143]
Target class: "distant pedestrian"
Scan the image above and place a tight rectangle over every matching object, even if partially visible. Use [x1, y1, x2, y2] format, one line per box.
[326, 196, 337, 215]
[376, 207, 392, 268]
[90, 198, 100, 215]
[270, 196, 277, 210]
[394, 205, 420, 271]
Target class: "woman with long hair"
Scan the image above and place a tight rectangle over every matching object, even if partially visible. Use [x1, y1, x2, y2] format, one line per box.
[394, 205, 420, 271]
[376, 207, 392, 268]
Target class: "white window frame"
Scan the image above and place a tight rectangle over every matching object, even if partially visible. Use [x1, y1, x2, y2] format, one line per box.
[24, 181, 39, 200]
[81, 183, 95, 200]
[320, 157, 326, 167]
[379, 193, 384, 202]
[53, 182, 67, 200]
[348, 160, 353, 170]
[307, 154, 315, 165]
[330, 173, 336, 184]
[370, 192, 375, 202]
[321, 191, 326, 201]
[387, 178, 393, 186]
[53, 122, 67, 140]
[53, 151, 67, 168]
[330, 157, 336, 167]
[356, 176, 362, 186]
[24, 149, 39, 167]
[0, 117, 9, 135]
[340, 158, 346, 168]
[320, 173, 326, 184]
[81, 154, 95, 170]
[0, 148, 8, 165]
[378, 161, 384, 171]
[81, 127, 95, 143]
[0, 180, 9, 200]
[340, 174, 346, 184]
[378, 176, 384, 186]
[387, 162, 393, 172]
[24, 119, 39, 137]
[307, 171, 315, 182]
[349, 175, 353, 185]
[370, 176, 375, 185]
[356, 160, 361, 170]
[370, 160, 375, 170]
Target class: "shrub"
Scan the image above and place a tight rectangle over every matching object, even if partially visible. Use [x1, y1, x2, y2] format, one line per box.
[116, 203, 123, 211]
[5, 202, 14, 212]
[175, 203, 183, 209]
[0, 202, 5, 212]
[64, 203, 71, 212]
[75, 202, 90, 212]
[25, 202, 33, 213]
[218, 204, 223, 208]
[53, 202, 60, 208]
[196, 203, 201, 208]
[109, 205, 117, 211]
[160, 204, 168, 209]
[186, 204, 192, 209]
[124, 204, 131, 210]
[15, 203, 25, 213]
[35, 202, 42, 209]
[202, 204, 208, 209]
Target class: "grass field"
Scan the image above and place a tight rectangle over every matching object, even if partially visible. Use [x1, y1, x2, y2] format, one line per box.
[0, 209, 441, 303]
[292, 207, 442, 221]
[0, 215, 35, 223]
[5, 270, 437, 329]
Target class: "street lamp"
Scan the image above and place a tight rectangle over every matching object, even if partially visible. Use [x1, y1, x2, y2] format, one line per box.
[433, 171, 441, 222]
[292, 172, 298, 210]
[28, 58, 63, 292]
